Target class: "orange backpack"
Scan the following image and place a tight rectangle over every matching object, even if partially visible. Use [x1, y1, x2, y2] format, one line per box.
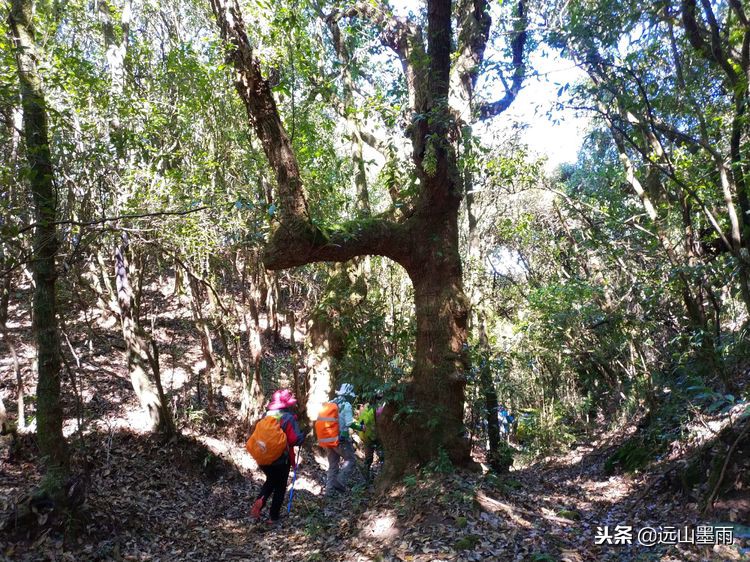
[246, 415, 288, 465]
[315, 402, 340, 448]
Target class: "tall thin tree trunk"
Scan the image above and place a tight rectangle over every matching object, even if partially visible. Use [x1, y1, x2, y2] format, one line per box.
[287, 309, 308, 424]
[0, 272, 10, 328]
[9, 0, 69, 483]
[12, 340, 25, 430]
[237, 253, 264, 425]
[478, 317, 502, 471]
[115, 236, 174, 435]
[0, 271, 22, 429]
[0, 395, 6, 435]
[305, 308, 344, 423]
[188, 275, 216, 411]
[265, 270, 280, 342]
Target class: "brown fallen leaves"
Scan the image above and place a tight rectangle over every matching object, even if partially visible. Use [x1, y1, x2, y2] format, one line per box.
[3, 429, 748, 561]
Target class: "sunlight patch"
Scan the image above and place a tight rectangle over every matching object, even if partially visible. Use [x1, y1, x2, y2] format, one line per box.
[124, 408, 158, 433]
[188, 431, 254, 471]
[475, 491, 533, 528]
[360, 510, 400, 541]
[292, 475, 322, 495]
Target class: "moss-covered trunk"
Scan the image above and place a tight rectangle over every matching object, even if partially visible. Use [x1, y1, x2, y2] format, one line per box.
[10, 0, 69, 483]
[378, 213, 472, 480]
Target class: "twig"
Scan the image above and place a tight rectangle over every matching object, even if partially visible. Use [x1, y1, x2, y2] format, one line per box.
[703, 413, 750, 513]
[14, 205, 216, 236]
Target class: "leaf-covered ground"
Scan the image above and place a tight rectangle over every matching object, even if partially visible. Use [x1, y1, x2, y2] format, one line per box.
[3, 413, 749, 561]
[2, 282, 749, 561]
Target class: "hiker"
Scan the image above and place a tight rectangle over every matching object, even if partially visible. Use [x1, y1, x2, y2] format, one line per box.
[356, 397, 384, 481]
[506, 410, 516, 442]
[324, 383, 359, 495]
[498, 406, 515, 442]
[249, 389, 306, 525]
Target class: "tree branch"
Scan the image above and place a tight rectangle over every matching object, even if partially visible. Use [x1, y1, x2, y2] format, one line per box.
[477, 0, 527, 120]
[263, 216, 407, 270]
[729, 0, 749, 28]
[209, 0, 310, 224]
[210, 0, 407, 271]
[454, 0, 492, 93]
[329, 2, 427, 111]
[681, 0, 739, 85]
[15, 205, 214, 236]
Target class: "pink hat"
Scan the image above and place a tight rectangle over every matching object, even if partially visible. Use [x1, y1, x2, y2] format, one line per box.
[268, 389, 297, 410]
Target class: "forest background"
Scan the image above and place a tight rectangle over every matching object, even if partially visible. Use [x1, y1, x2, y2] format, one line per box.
[1, 0, 750, 560]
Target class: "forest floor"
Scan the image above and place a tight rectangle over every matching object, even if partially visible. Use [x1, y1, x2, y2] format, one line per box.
[1, 280, 749, 561]
[3, 420, 747, 562]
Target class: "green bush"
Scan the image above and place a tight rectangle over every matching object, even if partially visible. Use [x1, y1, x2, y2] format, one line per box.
[491, 441, 514, 473]
[515, 408, 576, 454]
[604, 437, 659, 474]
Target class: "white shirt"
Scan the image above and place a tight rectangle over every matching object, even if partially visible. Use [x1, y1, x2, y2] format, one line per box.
[334, 397, 354, 437]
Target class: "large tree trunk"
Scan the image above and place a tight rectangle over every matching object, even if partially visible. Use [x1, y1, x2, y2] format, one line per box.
[209, 0, 523, 483]
[9, 0, 69, 483]
[378, 214, 473, 478]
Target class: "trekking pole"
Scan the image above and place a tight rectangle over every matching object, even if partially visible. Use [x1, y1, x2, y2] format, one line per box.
[287, 447, 299, 514]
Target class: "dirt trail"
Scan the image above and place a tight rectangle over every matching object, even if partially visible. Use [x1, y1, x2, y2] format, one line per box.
[2, 413, 743, 561]
[1, 281, 744, 561]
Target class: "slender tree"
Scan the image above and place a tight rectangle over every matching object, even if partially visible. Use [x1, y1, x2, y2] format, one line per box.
[9, 0, 69, 483]
[114, 234, 175, 435]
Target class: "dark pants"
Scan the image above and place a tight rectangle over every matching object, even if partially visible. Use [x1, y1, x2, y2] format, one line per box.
[363, 439, 383, 481]
[257, 462, 291, 520]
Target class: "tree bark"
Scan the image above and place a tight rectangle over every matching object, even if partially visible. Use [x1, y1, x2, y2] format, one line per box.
[0, 272, 10, 329]
[305, 303, 345, 422]
[287, 309, 308, 425]
[477, 317, 502, 471]
[377, 211, 473, 477]
[9, 0, 69, 482]
[188, 275, 216, 411]
[115, 236, 174, 435]
[264, 270, 280, 342]
[12, 340, 25, 431]
[237, 252, 264, 425]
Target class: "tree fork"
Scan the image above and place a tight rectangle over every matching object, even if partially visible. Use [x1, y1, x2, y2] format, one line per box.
[208, 0, 504, 482]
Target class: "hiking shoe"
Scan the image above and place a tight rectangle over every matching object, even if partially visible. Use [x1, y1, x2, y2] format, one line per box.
[250, 498, 264, 519]
[333, 481, 347, 492]
[266, 518, 280, 528]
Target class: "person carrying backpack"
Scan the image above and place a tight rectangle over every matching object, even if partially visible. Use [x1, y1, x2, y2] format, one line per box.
[323, 383, 359, 496]
[355, 395, 384, 482]
[248, 389, 305, 525]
